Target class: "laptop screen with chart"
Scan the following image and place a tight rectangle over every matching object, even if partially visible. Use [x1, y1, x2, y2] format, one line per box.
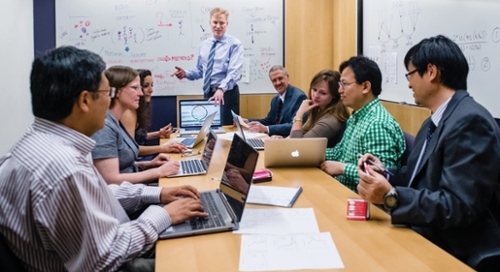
[179, 100, 225, 134]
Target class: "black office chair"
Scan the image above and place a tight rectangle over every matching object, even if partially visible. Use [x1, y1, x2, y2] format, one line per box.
[475, 254, 500, 272]
[401, 131, 415, 166]
[0, 235, 27, 271]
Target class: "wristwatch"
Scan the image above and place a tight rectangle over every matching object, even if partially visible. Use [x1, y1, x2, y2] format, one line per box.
[383, 187, 399, 211]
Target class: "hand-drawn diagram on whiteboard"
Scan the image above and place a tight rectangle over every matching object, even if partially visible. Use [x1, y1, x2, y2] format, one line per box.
[376, 0, 420, 50]
[55, 0, 284, 96]
[363, 0, 500, 116]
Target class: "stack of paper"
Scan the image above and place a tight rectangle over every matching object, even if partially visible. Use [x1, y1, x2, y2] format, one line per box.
[247, 185, 303, 207]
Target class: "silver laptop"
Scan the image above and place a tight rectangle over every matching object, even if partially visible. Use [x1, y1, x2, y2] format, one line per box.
[168, 129, 218, 178]
[159, 133, 259, 239]
[178, 99, 226, 135]
[167, 112, 216, 149]
[264, 138, 327, 167]
[231, 110, 265, 150]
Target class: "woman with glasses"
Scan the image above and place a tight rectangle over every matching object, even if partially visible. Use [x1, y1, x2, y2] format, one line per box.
[273, 69, 350, 148]
[91, 66, 180, 184]
[121, 69, 186, 156]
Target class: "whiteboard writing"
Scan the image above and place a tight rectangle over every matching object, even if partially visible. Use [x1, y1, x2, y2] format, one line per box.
[56, 0, 284, 96]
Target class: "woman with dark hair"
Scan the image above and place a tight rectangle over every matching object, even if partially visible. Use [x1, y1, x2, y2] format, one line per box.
[92, 66, 180, 184]
[121, 69, 186, 155]
[273, 69, 350, 148]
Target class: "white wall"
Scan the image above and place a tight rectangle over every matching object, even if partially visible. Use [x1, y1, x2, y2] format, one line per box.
[0, 0, 34, 155]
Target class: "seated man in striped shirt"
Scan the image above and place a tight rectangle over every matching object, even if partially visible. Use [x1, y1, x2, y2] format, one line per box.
[0, 46, 207, 272]
[320, 56, 405, 192]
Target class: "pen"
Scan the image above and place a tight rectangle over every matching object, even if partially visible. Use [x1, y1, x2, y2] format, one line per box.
[357, 153, 394, 176]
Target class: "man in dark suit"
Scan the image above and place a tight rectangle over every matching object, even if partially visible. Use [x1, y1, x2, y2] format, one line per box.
[243, 65, 306, 136]
[357, 35, 500, 271]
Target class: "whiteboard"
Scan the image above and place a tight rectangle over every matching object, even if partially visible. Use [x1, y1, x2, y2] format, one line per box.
[55, 0, 284, 95]
[361, 0, 500, 117]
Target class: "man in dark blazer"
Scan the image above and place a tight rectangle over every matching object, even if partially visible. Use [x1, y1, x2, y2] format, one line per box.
[243, 65, 306, 136]
[357, 35, 500, 271]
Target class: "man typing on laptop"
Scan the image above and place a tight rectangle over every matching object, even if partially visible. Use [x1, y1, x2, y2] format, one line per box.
[0, 46, 207, 272]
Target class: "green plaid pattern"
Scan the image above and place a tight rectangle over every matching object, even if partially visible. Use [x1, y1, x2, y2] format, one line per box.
[325, 98, 405, 192]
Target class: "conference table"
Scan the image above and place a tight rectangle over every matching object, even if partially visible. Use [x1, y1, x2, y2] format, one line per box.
[156, 129, 471, 271]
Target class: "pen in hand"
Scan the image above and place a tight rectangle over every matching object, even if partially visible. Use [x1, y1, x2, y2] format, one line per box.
[357, 153, 394, 176]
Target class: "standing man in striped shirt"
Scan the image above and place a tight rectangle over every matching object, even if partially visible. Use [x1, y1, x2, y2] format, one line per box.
[0, 46, 207, 271]
[320, 56, 405, 192]
[172, 7, 243, 125]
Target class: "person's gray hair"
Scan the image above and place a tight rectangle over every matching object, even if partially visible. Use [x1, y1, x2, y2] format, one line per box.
[269, 65, 288, 75]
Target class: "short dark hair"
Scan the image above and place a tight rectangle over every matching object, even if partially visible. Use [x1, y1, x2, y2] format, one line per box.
[30, 46, 105, 121]
[339, 56, 382, 96]
[404, 35, 468, 90]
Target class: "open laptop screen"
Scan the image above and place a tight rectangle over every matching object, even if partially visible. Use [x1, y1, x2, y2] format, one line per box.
[179, 100, 221, 128]
[220, 134, 259, 221]
[231, 110, 247, 141]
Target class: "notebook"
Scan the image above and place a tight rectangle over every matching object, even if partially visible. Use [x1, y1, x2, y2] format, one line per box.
[231, 110, 265, 150]
[168, 129, 218, 178]
[178, 99, 226, 135]
[264, 138, 328, 167]
[159, 133, 259, 239]
[166, 112, 216, 149]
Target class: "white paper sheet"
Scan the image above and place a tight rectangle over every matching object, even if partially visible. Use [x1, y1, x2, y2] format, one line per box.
[239, 232, 344, 271]
[234, 208, 319, 234]
[247, 186, 302, 207]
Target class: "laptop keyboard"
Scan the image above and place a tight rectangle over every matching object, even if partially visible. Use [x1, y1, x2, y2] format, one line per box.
[181, 138, 196, 146]
[185, 128, 199, 131]
[190, 192, 225, 230]
[247, 138, 264, 148]
[180, 160, 205, 174]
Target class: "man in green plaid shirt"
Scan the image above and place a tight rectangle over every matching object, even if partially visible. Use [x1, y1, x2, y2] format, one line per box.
[320, 56, 405, 192]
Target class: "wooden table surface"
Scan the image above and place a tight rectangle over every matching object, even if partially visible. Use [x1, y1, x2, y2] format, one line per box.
[156, 129, 471, 271]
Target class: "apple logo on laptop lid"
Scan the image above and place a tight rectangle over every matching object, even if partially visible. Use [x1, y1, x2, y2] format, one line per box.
[291, 150, 300, 157]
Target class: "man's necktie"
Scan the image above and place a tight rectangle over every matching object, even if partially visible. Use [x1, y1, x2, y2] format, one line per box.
[408, 121, 437, 186]
[274, 99, 283, 124]
[203, 40, 218, 95]
[423, 121, 437, 157]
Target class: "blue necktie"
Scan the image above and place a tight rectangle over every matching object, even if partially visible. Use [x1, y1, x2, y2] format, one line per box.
[274, 99, 283, 124]
[203, 40, 218, 95]
[423, 121, 437, 156]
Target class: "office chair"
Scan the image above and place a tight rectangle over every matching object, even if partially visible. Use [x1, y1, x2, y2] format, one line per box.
[0, 234, 27, 271]
[401, 131, 415, 166]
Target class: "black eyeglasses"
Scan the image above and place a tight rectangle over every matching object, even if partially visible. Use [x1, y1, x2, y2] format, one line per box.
[96, 87, 116, 98]
[405, 69, 419, 81]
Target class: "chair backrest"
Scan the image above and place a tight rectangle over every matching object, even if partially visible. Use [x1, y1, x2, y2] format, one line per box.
[0, 234, 26, 271]
[401, 131, 415, 166]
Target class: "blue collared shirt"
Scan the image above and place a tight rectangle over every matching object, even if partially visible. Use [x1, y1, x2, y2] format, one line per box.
[186, 33, 243, 92]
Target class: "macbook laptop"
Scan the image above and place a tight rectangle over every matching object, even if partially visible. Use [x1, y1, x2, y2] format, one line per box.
[178, 99, 226, 135]
[168, 129, 218, 178]
[159, 133, 259, 239]
[231, 110, 265, 150]
[264, 138, 327, 167]
[167, 112, 216, 149]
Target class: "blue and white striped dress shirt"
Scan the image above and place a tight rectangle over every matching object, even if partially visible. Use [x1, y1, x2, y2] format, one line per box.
[0, 118, 171, 271]
[186, 33, 243, 92]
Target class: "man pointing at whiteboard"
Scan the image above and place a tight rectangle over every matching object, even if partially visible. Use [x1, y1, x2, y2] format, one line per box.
[172, 7, 243, 125]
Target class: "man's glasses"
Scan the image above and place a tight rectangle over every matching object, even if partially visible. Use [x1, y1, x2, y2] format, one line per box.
[96, 87, 116, 98]
[405, 69, 418, 81]
[338, 81, 356, 89]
